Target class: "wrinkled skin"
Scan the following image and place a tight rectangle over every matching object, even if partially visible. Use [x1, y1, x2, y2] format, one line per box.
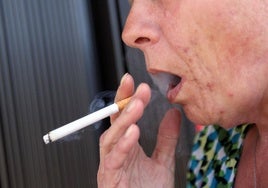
[123, 0, 268, 128]
[98, 74, 181, 187]
[98, 0, 268, 187]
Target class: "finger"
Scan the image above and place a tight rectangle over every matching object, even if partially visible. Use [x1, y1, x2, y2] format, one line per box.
[97, 117, 140, 187]
[97, 124, 140, 187]
[100, 84, 151, 158]
[104, 124, 140, 170]
[104, 83, 151, 148]
[152, 108, 181, 171]
[111, 73, 135, 123]
[114, 73, 135, 102]
[100, 98, 144, 157]
[131, 83, 151, 106]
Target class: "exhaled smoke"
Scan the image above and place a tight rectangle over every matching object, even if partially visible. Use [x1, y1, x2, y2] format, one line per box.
[88, 90, 116, 129]
[149, 72, 181, 96]
[57, 91, 116, 143]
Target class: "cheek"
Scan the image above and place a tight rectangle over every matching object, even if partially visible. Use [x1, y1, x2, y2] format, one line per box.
[196, 5, 260, 62]
[180, 73, 235, 125]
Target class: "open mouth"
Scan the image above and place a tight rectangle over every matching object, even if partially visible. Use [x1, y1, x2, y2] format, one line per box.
[149, 72, 181, 96]
[168, 75, 181, 91]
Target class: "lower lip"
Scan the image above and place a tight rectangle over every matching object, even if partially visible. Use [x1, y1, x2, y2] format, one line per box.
[167, 81, 183, 102]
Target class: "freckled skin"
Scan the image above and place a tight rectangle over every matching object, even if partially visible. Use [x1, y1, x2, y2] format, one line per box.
[98, 1, 268, 188]
[122, 0, 268, 128]
[206, 83, 214, 92]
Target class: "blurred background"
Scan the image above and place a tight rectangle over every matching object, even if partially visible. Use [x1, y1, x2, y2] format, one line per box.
[0, 0, 195, 187]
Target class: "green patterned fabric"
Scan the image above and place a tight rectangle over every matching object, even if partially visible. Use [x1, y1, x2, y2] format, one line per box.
[187, 124, 251, 188]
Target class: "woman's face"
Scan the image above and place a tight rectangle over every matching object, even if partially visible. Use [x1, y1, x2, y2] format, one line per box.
[122, 0, 268, 128]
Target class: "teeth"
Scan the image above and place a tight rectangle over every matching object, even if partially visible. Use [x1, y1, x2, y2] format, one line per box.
[150, 72, 181, 96]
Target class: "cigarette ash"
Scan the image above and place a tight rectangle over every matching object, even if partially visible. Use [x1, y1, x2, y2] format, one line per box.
[57, 91, 116, 143]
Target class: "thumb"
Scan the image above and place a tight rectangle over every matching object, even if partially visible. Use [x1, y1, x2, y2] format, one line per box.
[152, 108, 181, 170]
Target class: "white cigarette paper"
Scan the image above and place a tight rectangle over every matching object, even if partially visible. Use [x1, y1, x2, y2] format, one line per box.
[43, 97, 131, 144]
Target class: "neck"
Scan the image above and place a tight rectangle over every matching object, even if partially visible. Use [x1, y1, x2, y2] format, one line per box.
[253, 124, 268, 188]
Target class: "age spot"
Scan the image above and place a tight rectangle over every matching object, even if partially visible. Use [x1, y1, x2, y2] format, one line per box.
[206, 82, 214, 91]
[183, 47, 189, 54]
[228, 92, 234, 97]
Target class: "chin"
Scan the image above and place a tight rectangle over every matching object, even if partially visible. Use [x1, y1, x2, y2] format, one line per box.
[182, 106, 208, 125]
[183, 106, 223, 128]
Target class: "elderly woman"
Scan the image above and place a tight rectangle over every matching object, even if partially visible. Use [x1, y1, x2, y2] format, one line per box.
[97, 0, 268, 187]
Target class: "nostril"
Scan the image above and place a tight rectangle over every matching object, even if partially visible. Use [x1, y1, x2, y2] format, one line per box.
[135, 37, 150, 44]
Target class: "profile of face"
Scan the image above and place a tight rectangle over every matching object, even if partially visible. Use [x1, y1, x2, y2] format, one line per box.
[122, 0, 268, 128]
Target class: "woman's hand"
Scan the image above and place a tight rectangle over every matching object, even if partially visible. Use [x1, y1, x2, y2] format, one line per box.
[97, 74, 181, 188]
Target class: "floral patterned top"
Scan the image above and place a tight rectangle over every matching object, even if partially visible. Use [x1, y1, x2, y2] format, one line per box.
[187, 124, 251, 188]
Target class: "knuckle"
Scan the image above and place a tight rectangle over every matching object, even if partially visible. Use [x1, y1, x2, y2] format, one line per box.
[99, 130, 109, 148]
[104, 155, 114, 170]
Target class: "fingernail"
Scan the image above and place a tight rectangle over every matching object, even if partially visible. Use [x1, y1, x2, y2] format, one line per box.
[126, 100, 136, 113]
[120, 73, 129, 86]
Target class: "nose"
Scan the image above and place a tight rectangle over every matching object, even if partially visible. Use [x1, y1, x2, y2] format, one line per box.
[122, 3, 160, 50]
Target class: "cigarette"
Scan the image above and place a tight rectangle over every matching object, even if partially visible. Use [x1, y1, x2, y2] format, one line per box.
[43, 97, 131, 144]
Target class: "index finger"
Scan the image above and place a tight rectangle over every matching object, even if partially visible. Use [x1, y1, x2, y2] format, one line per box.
[111, 73, 135, 123]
